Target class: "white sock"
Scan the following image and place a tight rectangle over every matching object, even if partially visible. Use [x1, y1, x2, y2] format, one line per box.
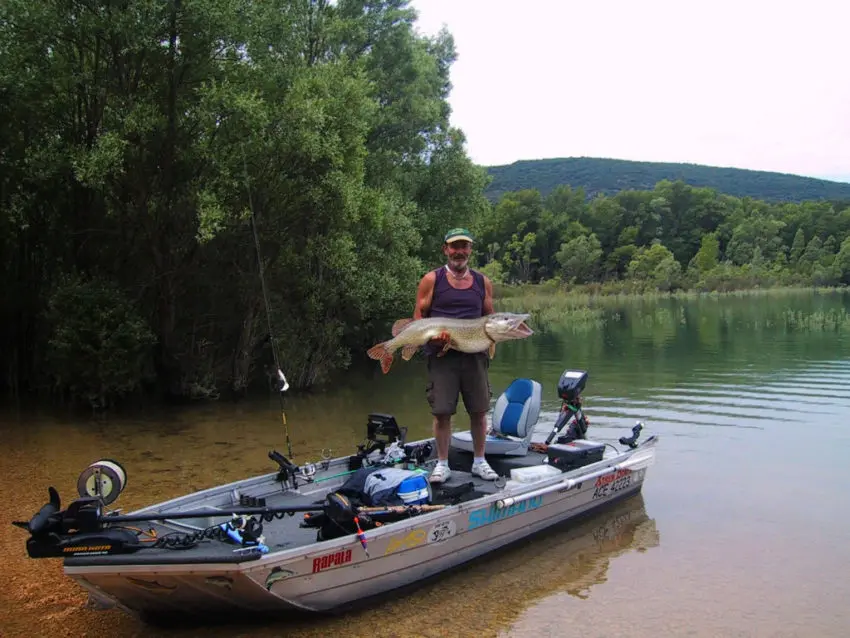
[473, 456, 485, 465]
[437, 459, 449, 468]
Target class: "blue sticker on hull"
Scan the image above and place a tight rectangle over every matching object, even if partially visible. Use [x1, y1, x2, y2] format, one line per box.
[467, 496, 543, 530]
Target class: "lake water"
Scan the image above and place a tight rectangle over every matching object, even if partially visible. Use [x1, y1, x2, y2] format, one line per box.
[2, 290, 849, 637]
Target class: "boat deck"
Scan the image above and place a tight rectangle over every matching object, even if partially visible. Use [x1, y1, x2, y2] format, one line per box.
[64, 447, 569, 568]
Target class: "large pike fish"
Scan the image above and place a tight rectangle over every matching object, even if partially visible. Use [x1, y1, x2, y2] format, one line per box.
[366, 312, 533, 374]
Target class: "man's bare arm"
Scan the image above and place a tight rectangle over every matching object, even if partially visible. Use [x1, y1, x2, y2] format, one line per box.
[413, 271, 436, 320]
[482, 275, 494, 316]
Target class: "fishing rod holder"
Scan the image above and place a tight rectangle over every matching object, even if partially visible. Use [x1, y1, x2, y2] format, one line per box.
[619, 422, 644, 448]
[269, 450, 300, 487]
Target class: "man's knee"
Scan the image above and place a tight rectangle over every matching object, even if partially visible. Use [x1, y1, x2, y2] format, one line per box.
[433, 414, 452, 429]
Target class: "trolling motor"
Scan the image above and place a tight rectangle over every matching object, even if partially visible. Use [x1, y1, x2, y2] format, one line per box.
[543, 369, 591, 445]
[12, 484, 143, 559]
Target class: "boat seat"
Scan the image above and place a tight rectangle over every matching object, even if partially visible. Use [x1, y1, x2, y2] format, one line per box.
[450, 378, 542, 456]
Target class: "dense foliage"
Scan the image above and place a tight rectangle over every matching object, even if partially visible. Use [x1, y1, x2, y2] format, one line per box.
[0, 0, 490, 407]
[484, 157, 850, 203]
[473, 181, 850, 294]
[3, 2, 848, 410]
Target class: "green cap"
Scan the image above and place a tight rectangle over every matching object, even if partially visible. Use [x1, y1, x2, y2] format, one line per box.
[444, 227, 474, 244]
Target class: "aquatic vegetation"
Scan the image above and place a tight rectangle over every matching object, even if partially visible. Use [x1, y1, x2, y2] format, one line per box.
[495, 284, 850, 335]
[781, 308, 850, 332]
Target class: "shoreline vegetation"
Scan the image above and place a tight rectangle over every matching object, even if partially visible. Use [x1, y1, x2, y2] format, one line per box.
[495, 284, 850, 334]
[2, 2, 849, 410]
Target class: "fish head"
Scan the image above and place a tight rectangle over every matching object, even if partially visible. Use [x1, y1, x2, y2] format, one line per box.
[484, 313, 534, 342]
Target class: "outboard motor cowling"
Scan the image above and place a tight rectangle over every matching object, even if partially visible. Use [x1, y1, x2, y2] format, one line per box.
[557, 370, 588, 402]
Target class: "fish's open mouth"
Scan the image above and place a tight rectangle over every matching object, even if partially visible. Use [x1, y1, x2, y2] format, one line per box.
[513, 321, 533, 337]
[510, 315, 533, 337]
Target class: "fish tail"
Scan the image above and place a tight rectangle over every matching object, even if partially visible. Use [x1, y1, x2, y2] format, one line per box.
[366, 342, 394, 374]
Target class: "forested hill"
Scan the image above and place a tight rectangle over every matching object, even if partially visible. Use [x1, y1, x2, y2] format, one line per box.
[484, 157, 850, 203]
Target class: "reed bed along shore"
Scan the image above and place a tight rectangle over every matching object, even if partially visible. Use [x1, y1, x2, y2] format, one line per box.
[494, 284, 850, 333]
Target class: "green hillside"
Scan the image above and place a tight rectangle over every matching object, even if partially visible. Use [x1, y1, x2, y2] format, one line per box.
[484, 157, 850, 203]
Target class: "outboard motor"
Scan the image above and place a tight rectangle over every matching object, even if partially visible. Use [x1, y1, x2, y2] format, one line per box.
[544, 369, 590, 445]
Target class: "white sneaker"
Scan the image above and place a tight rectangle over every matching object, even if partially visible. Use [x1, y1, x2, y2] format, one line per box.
[430, 464, 452, 484]
[471, 460, 498, 481]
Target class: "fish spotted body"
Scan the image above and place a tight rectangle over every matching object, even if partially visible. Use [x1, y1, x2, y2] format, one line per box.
[366, 312, 533, 374]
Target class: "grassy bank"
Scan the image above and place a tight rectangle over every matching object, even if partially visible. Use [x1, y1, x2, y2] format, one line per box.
[494, 282, 850, 333]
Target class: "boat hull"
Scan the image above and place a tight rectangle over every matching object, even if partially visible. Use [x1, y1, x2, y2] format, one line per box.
[65, 437, 657, 622]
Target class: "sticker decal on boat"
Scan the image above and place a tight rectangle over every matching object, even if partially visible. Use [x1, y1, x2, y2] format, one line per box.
[264, 567, 296, 590]
[592, 468, 633, 499]
[312, 548, 353, 573]
[384, 529, 427, 555]
[427, 520, 456, 544]
[467, 496, 543, 530]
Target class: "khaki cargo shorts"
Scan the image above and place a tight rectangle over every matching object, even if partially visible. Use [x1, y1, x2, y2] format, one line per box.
[425, 351, 491, 416]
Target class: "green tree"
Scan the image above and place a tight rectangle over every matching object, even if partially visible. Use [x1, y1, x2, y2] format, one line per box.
[627, 243, 681, 291]
[556, 234, 603, 284]
[789, 228, 806, 265]
[692, 232, 720, 273]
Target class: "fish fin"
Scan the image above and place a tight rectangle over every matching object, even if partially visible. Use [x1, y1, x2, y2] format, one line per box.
[401, 344, 418, 361]
[367, 342, 394, 373]
[366, 342, 387, 360]
[391, 318, 414, 337]
[489, 342, 496, 359]
[436, 331, 452, 357]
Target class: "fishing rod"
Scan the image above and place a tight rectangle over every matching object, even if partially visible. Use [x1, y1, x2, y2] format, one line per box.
[97, 504, 324, 525]
[15, 486, 447, 546]
[241, 143, 293, 459]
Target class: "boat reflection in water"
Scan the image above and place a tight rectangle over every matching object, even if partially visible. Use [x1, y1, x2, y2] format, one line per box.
[333, 492, 661, 638]
[452, 492, 660, 603]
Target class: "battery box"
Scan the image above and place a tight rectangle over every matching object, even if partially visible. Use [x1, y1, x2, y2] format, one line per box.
[547, 439, 605, 471]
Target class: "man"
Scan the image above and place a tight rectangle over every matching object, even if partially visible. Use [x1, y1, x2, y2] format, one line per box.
[413, 228, 499, 484]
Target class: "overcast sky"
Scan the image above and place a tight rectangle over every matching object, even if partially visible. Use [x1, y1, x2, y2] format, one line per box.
[410, 0, 849, 181]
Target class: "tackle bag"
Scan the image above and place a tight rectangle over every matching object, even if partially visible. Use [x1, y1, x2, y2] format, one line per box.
[339, 466, 432, 507]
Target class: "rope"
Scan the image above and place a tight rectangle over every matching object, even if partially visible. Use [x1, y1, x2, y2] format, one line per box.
[241, 143, 293, 459]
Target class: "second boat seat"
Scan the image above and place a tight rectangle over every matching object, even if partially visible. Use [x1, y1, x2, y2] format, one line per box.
[450, 378, 542, 456]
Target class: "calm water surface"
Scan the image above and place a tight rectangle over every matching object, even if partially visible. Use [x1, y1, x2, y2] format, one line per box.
[2, 291, 849, 637]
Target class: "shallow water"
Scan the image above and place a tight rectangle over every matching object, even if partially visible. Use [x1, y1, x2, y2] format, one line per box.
[2, 290, 849, 637]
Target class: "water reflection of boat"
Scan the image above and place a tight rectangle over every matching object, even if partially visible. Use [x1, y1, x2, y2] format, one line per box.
[12, 369, 658, 626]
[427, 492, 660, 608]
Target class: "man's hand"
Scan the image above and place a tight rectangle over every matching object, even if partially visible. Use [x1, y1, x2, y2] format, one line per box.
[430, 330, 452, 356]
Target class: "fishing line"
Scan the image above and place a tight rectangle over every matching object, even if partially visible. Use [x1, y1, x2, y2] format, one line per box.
[241, 143, 293, 459]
